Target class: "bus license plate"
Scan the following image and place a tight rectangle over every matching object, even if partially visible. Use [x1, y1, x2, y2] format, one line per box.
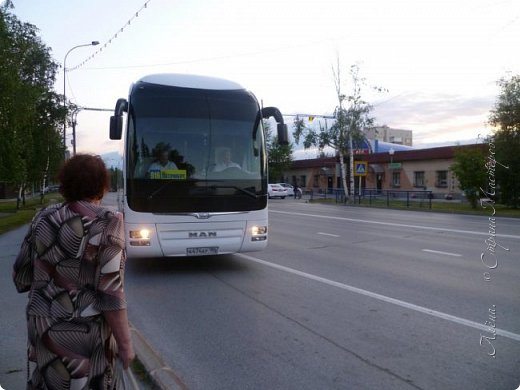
[186, 247, 219, 256]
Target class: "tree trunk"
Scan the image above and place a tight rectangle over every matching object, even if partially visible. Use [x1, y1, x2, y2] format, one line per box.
[22, 183, 26, 206]
[40, 148, 51, 204]
[16, 184, 23, 210]
[348, 133, 355, 201]
[339, 151, 349, 202]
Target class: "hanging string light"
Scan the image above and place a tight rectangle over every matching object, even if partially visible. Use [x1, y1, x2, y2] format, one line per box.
[67, 0, 152, 72]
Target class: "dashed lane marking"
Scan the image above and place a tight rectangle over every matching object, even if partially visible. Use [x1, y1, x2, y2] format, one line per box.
[271, 210, 520, 239]
[317, 232, 340, 238]
[236, 253, 520, 342]
[422, 249, 462, 257]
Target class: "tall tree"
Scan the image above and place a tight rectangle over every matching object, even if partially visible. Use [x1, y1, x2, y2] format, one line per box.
[265, 120, 293, 183]
[293, 62, 383, 200]
[0, 1, 64, 206]
[488, 75, 520, 208]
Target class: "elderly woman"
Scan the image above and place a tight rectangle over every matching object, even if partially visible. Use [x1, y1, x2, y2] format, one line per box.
[13, 154, 134, 389]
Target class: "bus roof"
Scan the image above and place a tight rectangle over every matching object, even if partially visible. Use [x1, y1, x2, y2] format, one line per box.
[136, 74, 245, 91]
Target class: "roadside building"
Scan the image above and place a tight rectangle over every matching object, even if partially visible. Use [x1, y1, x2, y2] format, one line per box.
[282, 144, 486, 199]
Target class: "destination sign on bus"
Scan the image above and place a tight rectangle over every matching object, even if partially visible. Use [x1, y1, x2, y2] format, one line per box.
[149, 169, 187, 180]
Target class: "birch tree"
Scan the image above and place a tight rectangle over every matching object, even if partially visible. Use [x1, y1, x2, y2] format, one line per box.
[293, 62, 383, 201]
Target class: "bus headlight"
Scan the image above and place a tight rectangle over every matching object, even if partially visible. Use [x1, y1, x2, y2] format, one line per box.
[251, 225, 267, 241]
[129, 229, 151, 239]
[129, 228, 151, 246]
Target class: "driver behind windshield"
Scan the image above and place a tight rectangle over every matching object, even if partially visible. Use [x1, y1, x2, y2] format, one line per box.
[148, 147, 178, 172]
[213, 147, 241, 172]
[147, 143, 183, 180]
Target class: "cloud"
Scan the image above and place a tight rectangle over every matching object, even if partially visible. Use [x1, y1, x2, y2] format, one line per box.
[374, 92, 494, 123]
[372, 91, 496, 144]
[286, 89, 497, 158]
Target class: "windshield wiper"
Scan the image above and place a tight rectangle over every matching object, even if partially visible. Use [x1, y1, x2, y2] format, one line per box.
[147, 181, 173, 200]
[209, 185, 259, 199]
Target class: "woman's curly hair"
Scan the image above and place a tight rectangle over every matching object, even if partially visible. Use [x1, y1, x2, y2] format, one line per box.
[57, 154, 111, 202]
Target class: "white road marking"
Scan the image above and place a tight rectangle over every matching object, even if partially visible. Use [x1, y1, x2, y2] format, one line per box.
[422, 249, 462, 257]
[271, 210, 520, 239]
[236, 253, 520, 342]
[317, 232, 340, 238]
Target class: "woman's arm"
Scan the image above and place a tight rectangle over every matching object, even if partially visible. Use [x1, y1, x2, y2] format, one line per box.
[13, 224, 35, 293]
[103, 308, 135, 369]
[96, 212, 135, 368]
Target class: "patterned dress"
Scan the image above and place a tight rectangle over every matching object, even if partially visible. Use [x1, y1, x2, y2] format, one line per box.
[13, 201, 128, 389]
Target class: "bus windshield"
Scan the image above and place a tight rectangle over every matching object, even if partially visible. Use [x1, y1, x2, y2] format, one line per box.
[126, 83, 267, 213]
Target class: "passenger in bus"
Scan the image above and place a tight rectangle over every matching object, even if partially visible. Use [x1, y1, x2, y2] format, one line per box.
[213, 147, 241, 172]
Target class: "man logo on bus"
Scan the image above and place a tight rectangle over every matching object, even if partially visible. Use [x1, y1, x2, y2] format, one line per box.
[193, 212, 210, 219]
[189, 232, 217, 238]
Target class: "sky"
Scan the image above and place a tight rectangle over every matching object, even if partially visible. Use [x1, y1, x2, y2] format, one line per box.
[7, 0, 520, 158]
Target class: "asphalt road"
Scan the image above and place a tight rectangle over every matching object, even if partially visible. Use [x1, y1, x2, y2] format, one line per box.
[123, 198, 520, 390]
[2, 196, 518, 389]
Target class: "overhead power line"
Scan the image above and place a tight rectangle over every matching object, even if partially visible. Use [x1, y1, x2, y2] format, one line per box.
[67, 0, 153, 72]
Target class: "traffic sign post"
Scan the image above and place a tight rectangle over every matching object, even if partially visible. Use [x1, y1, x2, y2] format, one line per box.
[354, 161, 368, 176]
[354, 161, 368, 196]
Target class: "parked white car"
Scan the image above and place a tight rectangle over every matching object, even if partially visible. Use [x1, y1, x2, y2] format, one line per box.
[277, 183, 294, 196]
[268, 183, 288, 199]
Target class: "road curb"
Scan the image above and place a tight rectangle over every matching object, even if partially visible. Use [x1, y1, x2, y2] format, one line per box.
[129, 322, 188, 390]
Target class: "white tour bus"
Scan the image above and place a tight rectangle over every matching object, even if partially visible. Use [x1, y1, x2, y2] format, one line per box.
[110, 74, 288, 258]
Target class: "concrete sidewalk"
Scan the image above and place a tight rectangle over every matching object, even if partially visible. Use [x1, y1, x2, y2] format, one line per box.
[0, 223, 184, 390]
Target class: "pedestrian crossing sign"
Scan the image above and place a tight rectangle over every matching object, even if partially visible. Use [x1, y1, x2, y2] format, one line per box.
[354, 161, 368, 176]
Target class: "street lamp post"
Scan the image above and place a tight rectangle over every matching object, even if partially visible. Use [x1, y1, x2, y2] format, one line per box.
[63, 41, 99, 158]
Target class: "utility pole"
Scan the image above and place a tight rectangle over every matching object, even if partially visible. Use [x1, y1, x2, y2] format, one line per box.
[63, 41, 99, 158]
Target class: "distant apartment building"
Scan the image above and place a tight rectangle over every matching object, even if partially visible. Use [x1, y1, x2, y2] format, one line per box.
[364, 125, 413, 146]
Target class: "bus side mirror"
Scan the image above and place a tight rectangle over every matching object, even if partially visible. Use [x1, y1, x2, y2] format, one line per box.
[109, 98, 128, 140]
[110, 116, 122, 140]
[262, 106, 289, 145]
[277, 123, 289, 145]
